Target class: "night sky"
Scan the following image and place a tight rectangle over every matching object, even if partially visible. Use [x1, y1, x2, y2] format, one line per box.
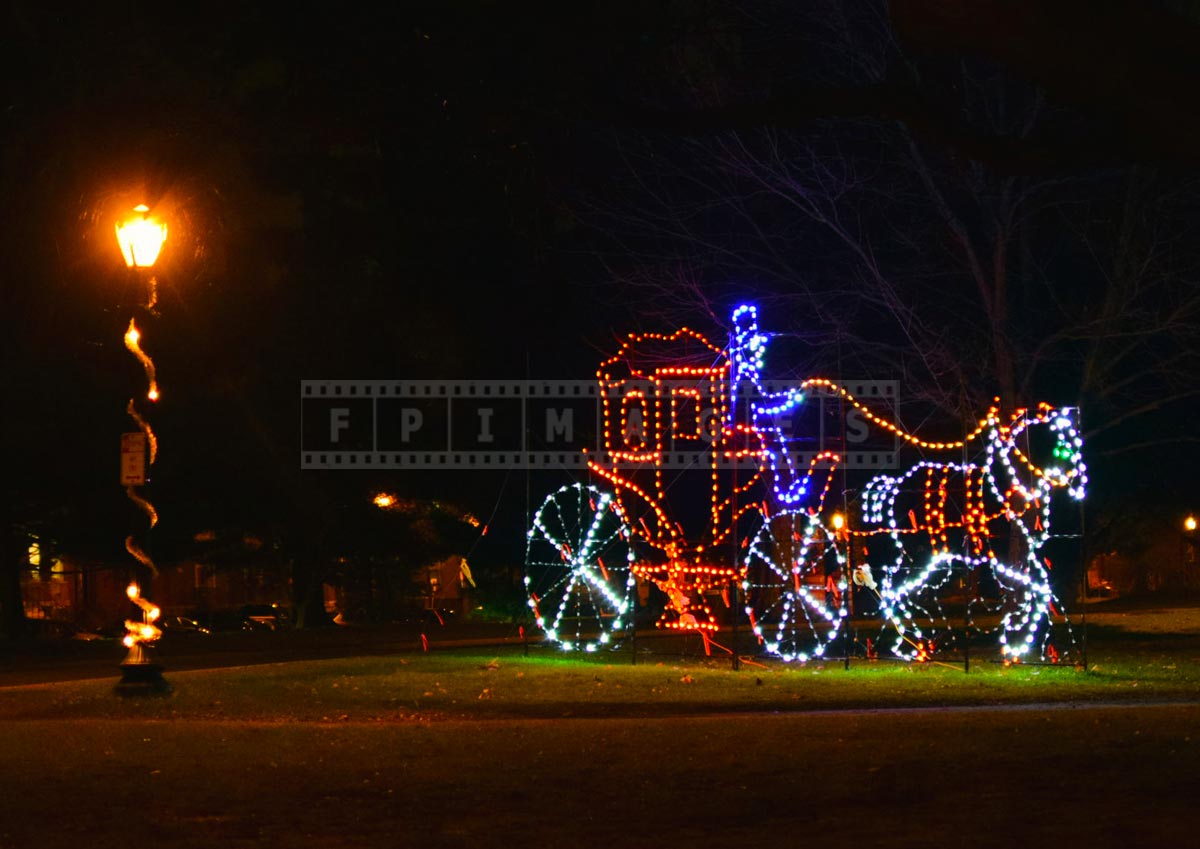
[3, 2, 1200, 594]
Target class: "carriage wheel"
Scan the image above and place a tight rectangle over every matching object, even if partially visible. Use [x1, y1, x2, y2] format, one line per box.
[524, 484, 636, 652]
[742, 511, 847, 661]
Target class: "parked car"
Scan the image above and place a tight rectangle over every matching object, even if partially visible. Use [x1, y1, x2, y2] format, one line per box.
[159, 616, 211, 636]
[26, 620, 110, 641]
[239, 604, 290, 631]
[395, 606, 457, 627]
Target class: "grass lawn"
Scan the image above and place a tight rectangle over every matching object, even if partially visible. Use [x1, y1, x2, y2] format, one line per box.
[1, 638, 1197, 723]
[1, 632, 1198, 848]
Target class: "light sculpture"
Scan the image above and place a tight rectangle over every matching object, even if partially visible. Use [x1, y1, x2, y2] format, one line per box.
[524, 303, 1087, 664]
[858, 402, 1087, 661]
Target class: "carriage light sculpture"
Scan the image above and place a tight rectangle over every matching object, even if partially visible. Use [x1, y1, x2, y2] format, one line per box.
[523, 303, 1088, 665]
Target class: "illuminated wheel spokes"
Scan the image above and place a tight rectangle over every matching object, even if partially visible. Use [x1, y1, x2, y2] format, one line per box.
[524, 484, 635, 652]
[743, 512, 846, 662]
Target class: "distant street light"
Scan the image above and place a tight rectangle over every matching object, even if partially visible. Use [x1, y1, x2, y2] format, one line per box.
[114, 203, 170, 695]
[1185, 515, 1197, 533]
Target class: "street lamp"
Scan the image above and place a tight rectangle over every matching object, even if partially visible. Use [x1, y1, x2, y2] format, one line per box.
[114, 203, 170, 695]
[1185, 515, 1197, 533]
[829, 512, 853, 622]
[115, 204, 168, 269]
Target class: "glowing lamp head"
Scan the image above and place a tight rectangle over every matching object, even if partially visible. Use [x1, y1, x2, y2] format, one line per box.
[373, 493, 396, 509]
[1186, 516, 1197, 533]
[115, 204, 168, 268]
[831, 513, 845, 531]
[126, 582, 140, 600]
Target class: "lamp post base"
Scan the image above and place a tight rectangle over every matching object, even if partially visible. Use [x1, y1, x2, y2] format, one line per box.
[115, 646, 171, 696]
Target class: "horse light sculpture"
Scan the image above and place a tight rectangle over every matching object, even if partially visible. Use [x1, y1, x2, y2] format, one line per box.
[860, 403, 1087, 661]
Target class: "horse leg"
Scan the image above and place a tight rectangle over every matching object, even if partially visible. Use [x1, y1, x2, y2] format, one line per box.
[992, 551, 1054, 661]
[880, 546, 958, 660]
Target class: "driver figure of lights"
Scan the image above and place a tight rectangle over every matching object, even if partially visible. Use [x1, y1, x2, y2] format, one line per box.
[729, 304, 810, 504]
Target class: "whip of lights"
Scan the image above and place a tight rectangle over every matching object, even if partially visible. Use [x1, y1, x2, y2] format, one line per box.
[125, 398, 158, 465]
[124, 320, 159, 402]
[122, 582, 162, 650]
[116, 204, 167, 579]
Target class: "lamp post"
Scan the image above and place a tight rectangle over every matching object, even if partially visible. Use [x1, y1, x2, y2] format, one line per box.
[830, 511, 852, 667]
[114, 203, 169, 695]
[1185, 516, 1197, 571]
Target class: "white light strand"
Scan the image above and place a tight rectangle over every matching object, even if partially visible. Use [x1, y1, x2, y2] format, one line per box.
[524, 483, 635, 652]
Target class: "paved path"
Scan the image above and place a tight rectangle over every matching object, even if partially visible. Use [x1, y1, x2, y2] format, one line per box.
[0, 622, 525, 686]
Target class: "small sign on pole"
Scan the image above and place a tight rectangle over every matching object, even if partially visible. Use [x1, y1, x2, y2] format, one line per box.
[121, 432, 147, 486]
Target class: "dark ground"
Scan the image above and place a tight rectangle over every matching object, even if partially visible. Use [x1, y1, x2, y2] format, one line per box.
[1, 601, 1199, 848]
[0, 704, 1195, 849]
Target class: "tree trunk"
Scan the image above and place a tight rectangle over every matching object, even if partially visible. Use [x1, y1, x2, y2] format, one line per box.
[0, 527, 28, 639]
[291, 557, 331, 629]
